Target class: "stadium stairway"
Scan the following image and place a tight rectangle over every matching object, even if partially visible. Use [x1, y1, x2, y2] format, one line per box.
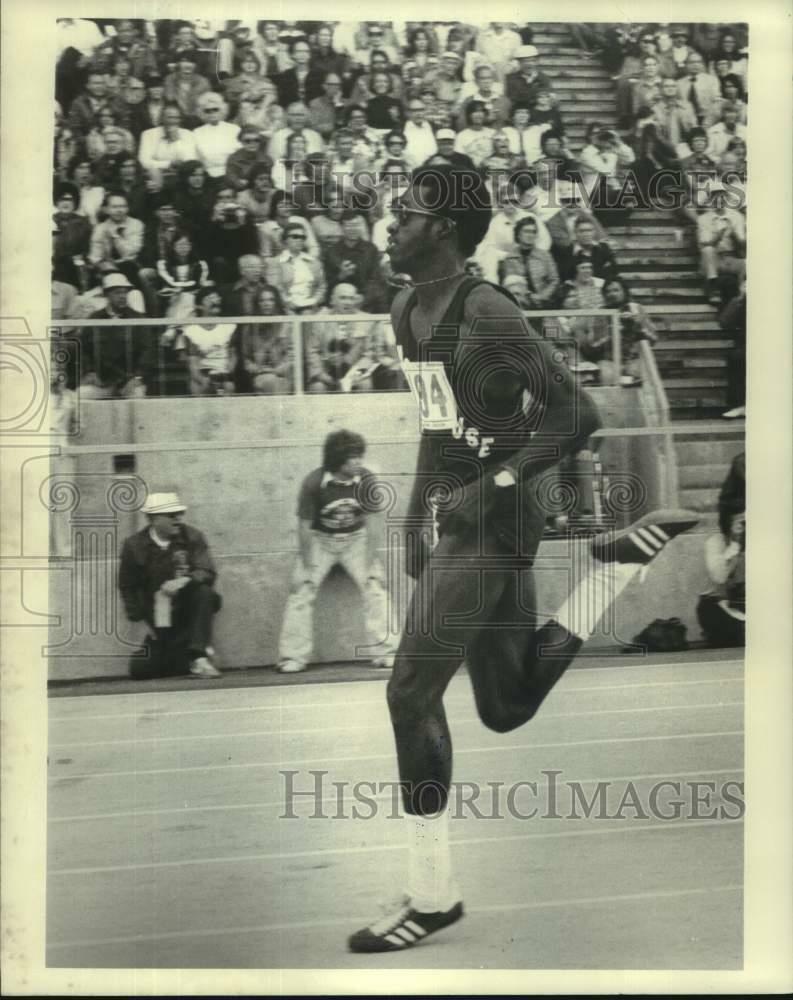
[532, 22, 745, 513]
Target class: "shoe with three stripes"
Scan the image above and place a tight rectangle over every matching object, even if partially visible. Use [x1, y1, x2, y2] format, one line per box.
[590, 509, 700, 566]
[347, 896, 464, 953]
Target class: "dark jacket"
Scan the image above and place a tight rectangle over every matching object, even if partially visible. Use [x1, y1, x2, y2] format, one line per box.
[274, 68, 326, 108]
[118, 523, 217, 625]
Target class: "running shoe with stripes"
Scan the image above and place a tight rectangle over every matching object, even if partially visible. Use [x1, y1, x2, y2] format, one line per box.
[590, 509, 700, 565]
[348, 896, 464, 953]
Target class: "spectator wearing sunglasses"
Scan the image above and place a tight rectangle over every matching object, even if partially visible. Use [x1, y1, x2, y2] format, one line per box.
[192, 93, 241, 179]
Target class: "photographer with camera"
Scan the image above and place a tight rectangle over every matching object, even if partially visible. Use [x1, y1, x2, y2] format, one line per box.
[204, 185, 259, 284]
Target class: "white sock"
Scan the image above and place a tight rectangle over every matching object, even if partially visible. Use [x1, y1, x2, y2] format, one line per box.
[405, 808, 458, 913]
[554, 560, 640, 639]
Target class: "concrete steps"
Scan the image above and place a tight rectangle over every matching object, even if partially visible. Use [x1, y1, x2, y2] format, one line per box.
[529, 22, 742, 515]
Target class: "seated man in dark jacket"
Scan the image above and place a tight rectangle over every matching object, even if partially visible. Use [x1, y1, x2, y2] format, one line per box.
[119, 491, 222, 678]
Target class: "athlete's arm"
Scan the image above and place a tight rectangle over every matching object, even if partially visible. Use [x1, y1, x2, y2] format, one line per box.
[461, 283, 602, 482]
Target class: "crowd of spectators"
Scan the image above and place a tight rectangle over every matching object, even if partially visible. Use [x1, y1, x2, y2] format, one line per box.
[51, 18, 747, 397]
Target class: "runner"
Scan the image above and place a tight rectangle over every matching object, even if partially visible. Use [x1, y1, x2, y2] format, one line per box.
[348, 164, 698, 952]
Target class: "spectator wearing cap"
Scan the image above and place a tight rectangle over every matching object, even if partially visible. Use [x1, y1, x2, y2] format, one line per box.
[432, 50, 465, 106]
[677, 52, 721, 127]
[668, 26, 699, 77]
[163, 51, 212, 124]
[322, 211, 383, 312]
[706, 106, 746, 160]
[431, 129, 476, 169]
[402, 98, 438, 167]
[269, 102, 325, 162]
[78, 272, 149, 398]
[224, 127, 273, 191]
[138, 103, 198, 174]
[696, 182, 746, 305]
[119, 492, 222, 679]
[504, 45, 553, 106]
[457, 64, 511, 128]
[454, 101, 496, 167]
[308, 73, 349, 141]
[274, 39, 326, 108]
[278, 223, 327, 313]
[651, 77, 698, 152]
[192, 93, 241, 179]
[499, 216, 560, 307]
[475, 22, 522, 81]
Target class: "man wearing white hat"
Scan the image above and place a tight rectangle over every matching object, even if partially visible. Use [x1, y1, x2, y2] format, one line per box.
[505, 44, 553, 106]
[119, 492, 222, 678]
[78, 272, 149, 399]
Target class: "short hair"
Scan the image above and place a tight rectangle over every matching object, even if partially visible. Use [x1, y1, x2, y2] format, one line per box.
[248, 162, 272, 184]
[384, 130, 406, 145]
[514, 216, 538, 239]
[410, 163, 492, 257]
[540, 130, 563, 149]
[465, 100, 488, 123]
[284, 223, 307, 237]
[323, 429, 366, 473]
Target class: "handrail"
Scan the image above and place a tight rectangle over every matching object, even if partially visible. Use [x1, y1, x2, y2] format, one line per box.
[638, 338, 678, 506]
[50, 308, 622, 328]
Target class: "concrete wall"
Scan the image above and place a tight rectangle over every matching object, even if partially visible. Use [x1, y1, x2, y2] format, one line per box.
[46, 389, 681, 682]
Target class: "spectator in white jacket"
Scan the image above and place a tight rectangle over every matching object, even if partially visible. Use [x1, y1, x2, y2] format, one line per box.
[138, 104, 198, 175]
[192, 93, 241, 179]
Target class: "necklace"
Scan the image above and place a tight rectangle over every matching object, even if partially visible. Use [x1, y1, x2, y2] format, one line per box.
[411, 271, 466, 288]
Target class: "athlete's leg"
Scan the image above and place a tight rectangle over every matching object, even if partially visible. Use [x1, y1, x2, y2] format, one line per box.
[386, 525, 512, 814]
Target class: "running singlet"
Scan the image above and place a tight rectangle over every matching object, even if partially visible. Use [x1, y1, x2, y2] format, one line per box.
[395, 278, 542, 488]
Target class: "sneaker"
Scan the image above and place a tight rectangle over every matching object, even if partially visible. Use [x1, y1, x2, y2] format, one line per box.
[348, 896, 464, 953]
[277, 659, 306, 674]
[189, 656, 221, 678]
[591, 509, 700, 566]
[371, 655, 395, 669]
[721, 406, 746, 420]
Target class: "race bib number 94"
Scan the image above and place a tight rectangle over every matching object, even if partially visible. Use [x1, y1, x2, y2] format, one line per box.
[401, 360, 458, 431]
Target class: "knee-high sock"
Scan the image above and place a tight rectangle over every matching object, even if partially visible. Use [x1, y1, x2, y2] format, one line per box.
[553, 561, 640, 639]
[406, 808, 459, 913]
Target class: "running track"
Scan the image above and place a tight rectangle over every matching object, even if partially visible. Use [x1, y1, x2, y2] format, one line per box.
[47, 653, 743, 969]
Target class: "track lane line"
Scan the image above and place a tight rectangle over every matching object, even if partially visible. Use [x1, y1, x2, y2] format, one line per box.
[48, 700, 744, 749]
[49, 816, 742, 876]
[47, 767, 744, 823]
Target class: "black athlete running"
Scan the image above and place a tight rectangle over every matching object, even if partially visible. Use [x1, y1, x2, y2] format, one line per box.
[348, 165, 698, 953]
